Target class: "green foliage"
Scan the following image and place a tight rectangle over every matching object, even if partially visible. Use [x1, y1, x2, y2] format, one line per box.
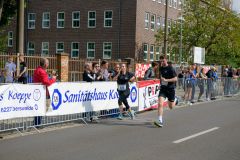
[0, 0, 17, 28]
[155, 0, 240, 67]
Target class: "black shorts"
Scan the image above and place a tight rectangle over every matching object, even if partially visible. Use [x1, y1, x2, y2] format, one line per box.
[158, 87, 175, 102]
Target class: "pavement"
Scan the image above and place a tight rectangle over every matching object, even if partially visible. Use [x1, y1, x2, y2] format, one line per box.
[0, 96, 240, 160]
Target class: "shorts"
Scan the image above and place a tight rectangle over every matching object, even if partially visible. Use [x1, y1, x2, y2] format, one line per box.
[158, 87, 175, 102]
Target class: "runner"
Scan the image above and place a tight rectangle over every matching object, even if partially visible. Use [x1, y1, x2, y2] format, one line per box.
[154, 55, 178, 127]
[113, 64, 136, 120]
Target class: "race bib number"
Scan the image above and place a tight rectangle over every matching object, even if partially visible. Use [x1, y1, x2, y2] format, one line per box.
[118, 84, 127, 91]
[162, 81, 168, 86]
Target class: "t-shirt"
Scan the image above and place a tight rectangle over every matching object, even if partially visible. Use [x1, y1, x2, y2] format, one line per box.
[159, 65, 177, 89]
[178, 70, 184, 78]
[227, 71, 234, 78]
[109, 69, 117, 79]
[20, 61, 28, 77]
[99, 69, 109, 81]
[117, 71, 134, 91]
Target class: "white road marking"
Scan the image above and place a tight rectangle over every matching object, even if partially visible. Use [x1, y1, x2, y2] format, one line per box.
[173, 127, 220, 144]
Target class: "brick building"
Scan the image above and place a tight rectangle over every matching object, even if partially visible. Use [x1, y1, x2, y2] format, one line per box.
[2, 0, 233, 62]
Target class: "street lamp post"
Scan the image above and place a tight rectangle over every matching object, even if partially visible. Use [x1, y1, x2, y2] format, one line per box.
[178, 13, 184, 66]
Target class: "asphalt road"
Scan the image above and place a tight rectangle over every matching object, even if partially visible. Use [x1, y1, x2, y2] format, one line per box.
[0, 97, 240, 160]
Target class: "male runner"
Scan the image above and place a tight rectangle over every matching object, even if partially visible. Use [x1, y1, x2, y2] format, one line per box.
[154, 55, 178, 127]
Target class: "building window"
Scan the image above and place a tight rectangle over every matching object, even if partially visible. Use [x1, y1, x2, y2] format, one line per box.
[56, 42, 64, 53]
[150, 45, 154, 61]
[229, 0, 232, 9]
[42, 12, 50, 28]
[168, 19, 171, 33]
[162, 46, 164, 54]
[28, 42, 35, 55]
[179, 0, 182, 10]
[72, 11, 80, 28]
[169, 0, 172, 7]
[174, 0, 177, 9]
[8, 31, 13, 47]
[28, 13, 35, 29]
[42, 42, 49, 57]
[103, 42, 112, 59]
[156, 46, 160, 60]
[71, 42, 79, 58]
[57, 12, 65, 28]
[167, 49, 170, 61]
[157, 16, 161, 31]
[144, 44, 148, 60]
[163, 17, 165, 31]
[88, 11, 96, 28]
[104, 11, 113, 27]
[151, 14, 155, 31]
[173, 20, 177, 28]
[158, 0, 161, 3]
[87, 42, 95, 59]
[145, 13, 149, 29]
[164, 0, 166, 5]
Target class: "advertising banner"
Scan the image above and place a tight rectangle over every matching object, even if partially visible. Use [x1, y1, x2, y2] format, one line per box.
[135, 63, 151, 78]
[47, 82, 138, 116]
[0, 84, 46, 120]
[138, 80, 167, 111]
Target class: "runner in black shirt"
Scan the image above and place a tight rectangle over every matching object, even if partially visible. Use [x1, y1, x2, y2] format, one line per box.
[113, 64, 136, 120]
[154, 55, 178, 127]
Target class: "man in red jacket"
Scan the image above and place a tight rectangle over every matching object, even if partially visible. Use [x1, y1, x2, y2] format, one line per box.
[33, 58, 56, 127]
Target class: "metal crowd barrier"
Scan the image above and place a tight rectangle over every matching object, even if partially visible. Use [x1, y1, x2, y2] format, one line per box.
[176, 77, 240, 105]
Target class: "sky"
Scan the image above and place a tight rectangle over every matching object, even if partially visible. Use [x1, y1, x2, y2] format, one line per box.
[233, 0, 240, 14]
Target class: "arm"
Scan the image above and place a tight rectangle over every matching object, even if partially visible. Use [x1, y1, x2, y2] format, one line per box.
[17, 67, 27, 78]
[113, 71, 120, 81]
[40, 70, 56, 86]
[162, 76, 177, 82]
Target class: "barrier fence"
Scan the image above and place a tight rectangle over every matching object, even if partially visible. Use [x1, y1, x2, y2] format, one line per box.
[0, 77, 239, 136]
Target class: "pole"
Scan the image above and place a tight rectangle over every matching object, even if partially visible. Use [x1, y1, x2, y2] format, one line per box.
[164, 0, 169, 56]
[16, 0, 24, 54]
[180, 13, 182, 66]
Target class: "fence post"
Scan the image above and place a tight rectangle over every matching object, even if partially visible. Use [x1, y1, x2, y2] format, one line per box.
[124, 58, 134, 68]
[56, 52, 69, 82]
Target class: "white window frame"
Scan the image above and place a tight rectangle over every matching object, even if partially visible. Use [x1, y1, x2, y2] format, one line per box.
[103, 42, 112, 59]
[104, 10, 113, 27]
[144, 44, 148, 61]
[179, 0, 182, 10]
[229, 0, 232, 9]
[88, 11, 96, 28]
[87, 42, 95, 59]
[28, 13, 35, 29]
[168, 19, 171, 33]
[164, 0, 166, 5]
[163, 17, 165, 31]
[169, 0, 172, 7]
[150, 45, 154, 61]
[42, 42, 49, 57]
[158, 0, 161, 3]
[145, 12, 149, 29]
[153, 0, 156, 1]
[42, 12, 50, 28]
[156, 46, 160, 61]
[151, 14, 155, 31]
[157, 16, 161, 31]
[56, 42, 64, 53]
[57, 12, 65, 28]
[174, 0, 177, 9]
[72, 11, 80, 28]
[71, 42, 79, 58]
[28, 42, 35, 55]
[8, 31, 13, 47]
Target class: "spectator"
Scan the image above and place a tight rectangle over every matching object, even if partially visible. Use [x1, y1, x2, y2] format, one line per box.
[190, 65, 198, 103]
[33, 58, 56, 127]
[206, 66, 215, 100]
[83, 62, 103, 82]
[222, 68, 228, 77]
[109, 64, 120, 79]
[4, 55, 16, 83]
[99, 60, 112, 81]
[228, 68, 239, 94]
[144, 61, 158, 81]
[198, 68, 207, 101]
[16, 53, 28, 84]
[212, 67, 220, 100]
[0, 68, 4, 83]
[184, 65, 196, 103]
[177, 65, 184, 90]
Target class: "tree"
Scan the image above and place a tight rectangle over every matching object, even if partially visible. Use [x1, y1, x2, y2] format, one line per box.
[155, 0, 240, 67]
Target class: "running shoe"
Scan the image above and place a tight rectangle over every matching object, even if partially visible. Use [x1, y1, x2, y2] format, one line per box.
[154, 120, 163, 127]
[117, 114, 123, 120]
[130, 111, 135, 120]
[175, 95, 178, 105]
